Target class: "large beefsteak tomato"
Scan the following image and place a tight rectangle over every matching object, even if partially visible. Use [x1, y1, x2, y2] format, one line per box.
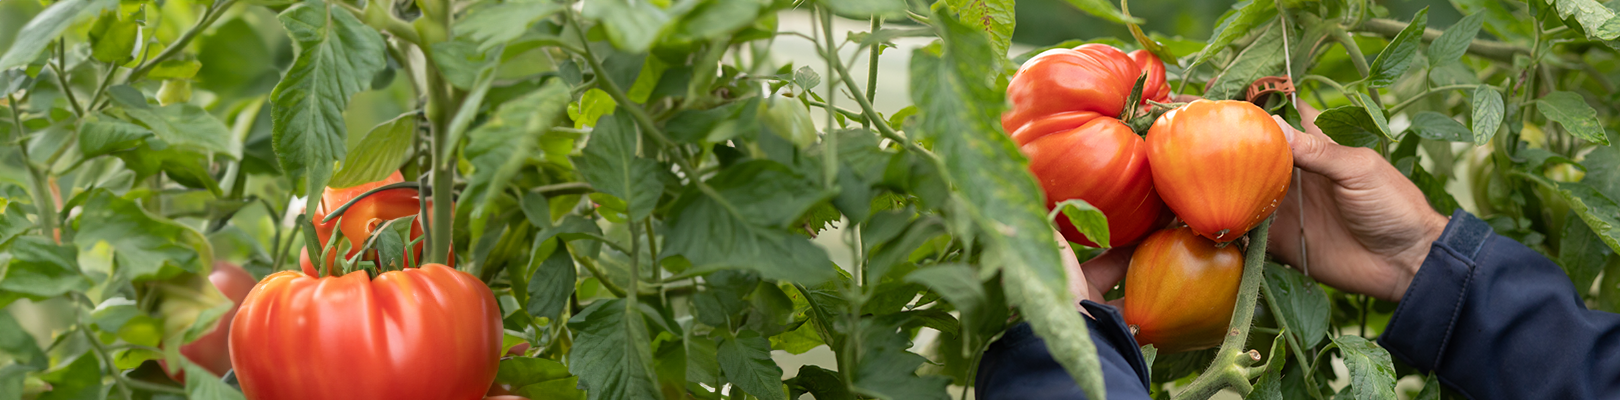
[1146, 99, 1292, 242]
[1003, 44, 1171, 247]
[229, 263, 501, 400]
[1122, 226, 1243, 353]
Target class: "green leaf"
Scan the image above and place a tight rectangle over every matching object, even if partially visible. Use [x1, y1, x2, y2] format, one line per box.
[455, 0, 563, 51]
[78, 113, 153, 158]
[909, 9, 1104, 400]
[75, 190, 209, 281]
[1427, 12, 1484, 67]
[124, 103, 241, 160]
[1350, 92, 1393, 141]
[0, 0, 114, 71]
[465, 80, 570, 215]
[1537, 91, 1610, 145]
[852, 319, 950, 399]
[583, 0, 672, 53]
[0, 236, 88, 301]
[1204, 23, 1287, 100]
[787, 365, 852, 400]
[572, 113, 663, 221]
[197, 19, 276, 97]
[88, 10, 138, 63]
[568, 298, 663, 400]
[1244, 363, 1283, 400]
[1406, 111, 1471, 142]
[1524, 174, 1620, 255]
[526, 244, 576, 322]
[1414, 373, 1442, 400]
[329, 113, 415, 188]
[1051, 199, 1110, 248]
[1367, 8, 1426, 88]
[943, 0, 1015, 56]
[0, 310, 46, 368]
[1192, 0, 1276, 69]
[184, 363, 246, 400]
[1332, 335, 1397, 400]
[867, 218, 945, 283]
[1471, 85, 1503, 145]
[671, 0, 766, 43]
[718, 332, 786, 400]
[271, 0, 387, 210]
[431, 38, 499, 90]
[819, 0, 906, 19]
[1059, 0, 1143, 25]
[1550, 0, 1620, 40]
[1559, 213, 1612, 293]
[661, 161, 837, 284]
[1314, 105, 1382, 149]
[148, 59, 203, 80]
[1263, 263, 1329, 348]
[37, 349, 100, 400]
[499, 357, 586, 400]
[0, 364, 34, 399]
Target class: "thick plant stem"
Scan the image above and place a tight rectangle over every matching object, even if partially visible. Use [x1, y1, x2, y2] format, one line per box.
[818, 8, 838, 191]
[1172, 217, 1274, 400]
[9, 95, 58, 243]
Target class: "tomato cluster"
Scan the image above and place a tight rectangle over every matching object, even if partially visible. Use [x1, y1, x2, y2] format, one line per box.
[1003, 45, 1292, 352]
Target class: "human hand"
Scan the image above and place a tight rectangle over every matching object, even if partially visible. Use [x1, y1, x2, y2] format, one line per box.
[1265, 104, 1450, 302]
[1062, 235, 1133, 312]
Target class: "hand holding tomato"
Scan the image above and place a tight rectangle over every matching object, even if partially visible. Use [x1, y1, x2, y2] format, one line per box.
[1264, 105, 1448, 302]
[1147, 99, 1292, 242]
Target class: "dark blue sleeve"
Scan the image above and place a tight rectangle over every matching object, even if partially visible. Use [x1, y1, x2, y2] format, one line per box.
[1379, 209, 1620, 399]
[975, 301, 1151, 400]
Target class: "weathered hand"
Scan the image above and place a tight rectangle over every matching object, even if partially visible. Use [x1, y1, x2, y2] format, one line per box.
[1265, 104, 1449, 302]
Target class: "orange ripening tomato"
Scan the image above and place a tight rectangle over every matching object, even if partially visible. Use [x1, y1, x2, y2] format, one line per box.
[1146, 100, 1292, 242]
[1002, 44, 1172, 247]
[160, 262, 256, 381]
[229, 263, 501, 400]
[1122, 226, 1243, 353]
[303, 172, 432, 276]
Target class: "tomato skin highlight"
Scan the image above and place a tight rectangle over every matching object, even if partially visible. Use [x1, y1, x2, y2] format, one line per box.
[160, 262, 257, 381]
[1002, 44, 1171, 247]
[1146, 100, 1292, 242]
[1122, 226, 1244, 353]
[229, 263, 501, 400]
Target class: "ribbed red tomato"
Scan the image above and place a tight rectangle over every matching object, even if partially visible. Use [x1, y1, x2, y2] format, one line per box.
[1002, 44, 1171, 247]
[229, 263, 501, 400]
[1122, 226, 1243, 353]
[159, 262, 256, 381]
[1146, 99, 1292, 242]
[301, 172, 430, 276]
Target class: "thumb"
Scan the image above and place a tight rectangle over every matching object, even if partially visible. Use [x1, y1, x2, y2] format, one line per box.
[1274, 115, 1371, 183]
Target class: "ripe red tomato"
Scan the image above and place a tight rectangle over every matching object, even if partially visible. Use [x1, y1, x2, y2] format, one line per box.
[1002, 44, 1172, 247]
[1122, 226, 1243, 353]
[1146, 100, 1292, 242]
[159, 262, 256, 381]
[230, 263, 501, 400]
[301, 172, 432, 276]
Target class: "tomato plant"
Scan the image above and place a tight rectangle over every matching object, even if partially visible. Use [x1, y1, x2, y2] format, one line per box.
[0, 0, 1617, 399]
[1147, 99, 1293, 242]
